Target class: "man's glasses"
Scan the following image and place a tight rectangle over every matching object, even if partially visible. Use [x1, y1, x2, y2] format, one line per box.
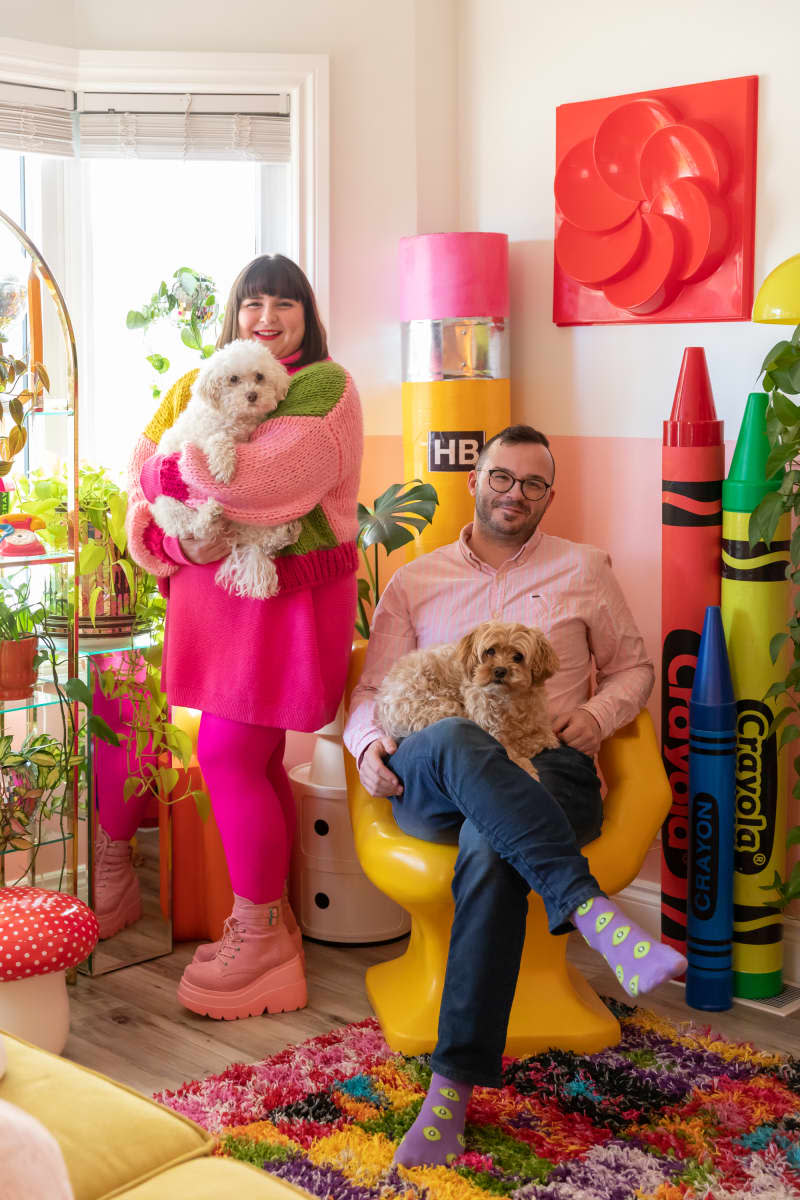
[480, 469, 552, 501]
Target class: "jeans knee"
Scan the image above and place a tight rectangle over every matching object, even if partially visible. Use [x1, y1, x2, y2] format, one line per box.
[455, 822, 528, 897]
[419, 716, 496, 755]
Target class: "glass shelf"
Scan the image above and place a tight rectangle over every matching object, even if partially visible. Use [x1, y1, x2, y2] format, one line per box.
[0, 552, 73, 571]
[24, 405, 74, 418]
[1, 830, 73, 857]
[0, 687, 62, 715]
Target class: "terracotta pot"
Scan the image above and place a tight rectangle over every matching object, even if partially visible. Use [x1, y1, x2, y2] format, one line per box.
[0, 636, 38, 700]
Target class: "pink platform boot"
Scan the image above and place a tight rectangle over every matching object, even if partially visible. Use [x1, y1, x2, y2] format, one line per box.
[94, 826, 142, 940]
[177, 895, 307, 1020]
[192, 887, 304, 964]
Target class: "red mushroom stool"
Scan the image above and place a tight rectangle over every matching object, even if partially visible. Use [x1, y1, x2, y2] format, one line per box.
[0, 887, 99, 1054]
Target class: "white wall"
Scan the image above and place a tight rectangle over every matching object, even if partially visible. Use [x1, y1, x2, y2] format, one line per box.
[457, 0, 799, 440]
[2, 0, 460, 437]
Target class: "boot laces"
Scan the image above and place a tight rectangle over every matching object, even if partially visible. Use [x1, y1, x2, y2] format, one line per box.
[217, 916, 246, 965]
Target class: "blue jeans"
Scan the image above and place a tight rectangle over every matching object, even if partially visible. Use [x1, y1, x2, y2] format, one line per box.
[387, 717, 604, 1086]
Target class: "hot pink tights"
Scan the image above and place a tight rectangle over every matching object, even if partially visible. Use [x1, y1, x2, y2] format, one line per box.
[196, 712, 295, 904]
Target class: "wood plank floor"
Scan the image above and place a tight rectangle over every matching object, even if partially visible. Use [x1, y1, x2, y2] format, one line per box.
[64, 933, 800, 1098]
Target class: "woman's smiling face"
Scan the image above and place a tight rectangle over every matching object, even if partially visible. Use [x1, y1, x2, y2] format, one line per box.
[237, 293, 306, 359]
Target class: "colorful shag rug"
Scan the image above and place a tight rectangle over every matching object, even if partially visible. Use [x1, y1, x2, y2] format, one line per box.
[155, 998, 800, 1199]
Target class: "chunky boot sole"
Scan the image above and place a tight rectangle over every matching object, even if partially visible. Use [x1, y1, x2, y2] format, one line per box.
[192, 926, 304, 966]
[96, 876, 142, 940]
[177, 953, 307, 1020]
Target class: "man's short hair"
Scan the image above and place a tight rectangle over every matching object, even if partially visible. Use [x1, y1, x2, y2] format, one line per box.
[477, 425, 554, 479]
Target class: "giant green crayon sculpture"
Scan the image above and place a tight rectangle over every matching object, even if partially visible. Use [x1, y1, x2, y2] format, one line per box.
[721, 391, 790, 999]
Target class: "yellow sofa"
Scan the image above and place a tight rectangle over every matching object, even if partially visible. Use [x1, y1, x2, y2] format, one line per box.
[0, 1030, 305, 1200]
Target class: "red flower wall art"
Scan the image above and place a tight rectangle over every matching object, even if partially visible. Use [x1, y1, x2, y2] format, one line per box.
[553, 76, 758, 325]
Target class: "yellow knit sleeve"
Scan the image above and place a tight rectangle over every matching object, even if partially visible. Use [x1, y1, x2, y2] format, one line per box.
[142, 368, 200, 444]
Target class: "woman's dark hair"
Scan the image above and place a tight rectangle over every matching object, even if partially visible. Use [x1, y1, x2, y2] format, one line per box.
[217, 254, 328, 367]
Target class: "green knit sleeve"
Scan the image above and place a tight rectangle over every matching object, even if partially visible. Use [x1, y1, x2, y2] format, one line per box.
[268, 361, 348, 420]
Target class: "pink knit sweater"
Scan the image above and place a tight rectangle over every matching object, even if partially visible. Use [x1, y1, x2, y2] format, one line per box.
[125, 355, 362, 729]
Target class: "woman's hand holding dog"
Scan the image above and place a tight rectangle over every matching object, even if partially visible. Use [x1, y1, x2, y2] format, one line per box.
[178, 531, 231, 564]
[359, 737, 404, 798]
[552, 708, 602, 756]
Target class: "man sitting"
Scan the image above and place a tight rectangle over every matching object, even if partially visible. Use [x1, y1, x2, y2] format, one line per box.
[344, 424, 685, 1169]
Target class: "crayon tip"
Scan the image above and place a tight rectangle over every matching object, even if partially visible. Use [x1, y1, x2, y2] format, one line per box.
[723, 392, 782, 513]
[663, 348, 723, 446]
[691, 605, 735, 709]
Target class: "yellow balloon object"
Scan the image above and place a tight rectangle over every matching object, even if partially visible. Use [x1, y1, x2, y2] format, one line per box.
[344, 642, 672, 1058]
[752, 254, 800, 324]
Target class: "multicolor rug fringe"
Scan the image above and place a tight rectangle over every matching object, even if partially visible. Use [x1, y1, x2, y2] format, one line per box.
[156, 998, 800, 1198]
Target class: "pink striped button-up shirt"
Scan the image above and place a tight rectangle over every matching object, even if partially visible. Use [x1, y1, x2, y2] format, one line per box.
[344, 523, 654, 766]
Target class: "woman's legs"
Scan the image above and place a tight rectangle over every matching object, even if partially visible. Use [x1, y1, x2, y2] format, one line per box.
[197, 713, 289, 902]
[177, 713, 306, 1019]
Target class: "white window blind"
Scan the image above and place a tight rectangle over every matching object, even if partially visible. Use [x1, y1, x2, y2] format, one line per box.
[76, 92, 291, 162]
[0, 82, 74, 157]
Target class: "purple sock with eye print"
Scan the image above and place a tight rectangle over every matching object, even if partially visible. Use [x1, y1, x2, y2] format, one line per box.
[572, 895, 687, 999]
[393, 1071, 472, 1168]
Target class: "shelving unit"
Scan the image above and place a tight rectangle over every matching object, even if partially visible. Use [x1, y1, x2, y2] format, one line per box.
[0, 206, 82, 896]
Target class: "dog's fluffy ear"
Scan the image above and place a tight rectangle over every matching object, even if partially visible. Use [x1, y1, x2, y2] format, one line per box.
[194, 362, 224, 409]
[530, 631, 560, 683]
[455, 629, 480, 675]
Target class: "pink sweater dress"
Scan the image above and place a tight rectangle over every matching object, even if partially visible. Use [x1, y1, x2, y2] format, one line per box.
[126, 355, 362, 731]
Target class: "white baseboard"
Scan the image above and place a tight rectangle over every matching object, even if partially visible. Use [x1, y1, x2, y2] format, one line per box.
[618, 874, 800, 988]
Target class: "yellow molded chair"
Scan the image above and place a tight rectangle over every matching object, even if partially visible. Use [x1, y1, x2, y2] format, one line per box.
[344, 641, 671, 1058]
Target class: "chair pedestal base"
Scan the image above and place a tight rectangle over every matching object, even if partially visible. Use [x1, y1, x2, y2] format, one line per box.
[366, 917, 621, 1060]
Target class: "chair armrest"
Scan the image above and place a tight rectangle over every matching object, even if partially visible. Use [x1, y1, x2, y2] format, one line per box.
[587, 709, 670, 895]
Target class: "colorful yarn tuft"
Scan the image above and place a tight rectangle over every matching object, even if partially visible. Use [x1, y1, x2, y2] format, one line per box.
[155, 999, 800, 1198]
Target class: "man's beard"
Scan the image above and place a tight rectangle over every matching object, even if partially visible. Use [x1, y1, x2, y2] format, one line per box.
[474, 490, 542, 542]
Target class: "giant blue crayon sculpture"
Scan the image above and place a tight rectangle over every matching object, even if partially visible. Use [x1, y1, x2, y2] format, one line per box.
[686, 605, 736, 1012]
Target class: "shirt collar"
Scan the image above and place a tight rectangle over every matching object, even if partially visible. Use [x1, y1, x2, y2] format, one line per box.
[458, 523, 543, 572]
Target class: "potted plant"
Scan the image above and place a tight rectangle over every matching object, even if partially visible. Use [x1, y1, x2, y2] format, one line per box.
[16, 465, 149, 637]
[0, 570, 45, 700]
[355, 479, 439, 639]
[747, 325, 800, 908]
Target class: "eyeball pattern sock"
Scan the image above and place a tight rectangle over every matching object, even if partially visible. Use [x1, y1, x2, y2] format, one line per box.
[393, 1071, 473, 1168]
[573, 896, 687, 998]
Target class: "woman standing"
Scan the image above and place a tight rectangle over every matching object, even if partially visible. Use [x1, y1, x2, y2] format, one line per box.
[123, 254, 362, 1020]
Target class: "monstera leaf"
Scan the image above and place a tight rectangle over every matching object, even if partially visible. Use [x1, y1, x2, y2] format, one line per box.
[354, 480, 438, 639]
[357, 480, 438, 554]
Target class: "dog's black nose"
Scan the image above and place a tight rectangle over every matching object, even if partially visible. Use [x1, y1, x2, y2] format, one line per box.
[493, 667, 507, 679]
[246, 391, 258, 403]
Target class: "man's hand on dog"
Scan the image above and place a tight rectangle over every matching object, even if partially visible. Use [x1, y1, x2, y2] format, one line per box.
[552, 708, 602, 756]
[360, 737, 404, 797]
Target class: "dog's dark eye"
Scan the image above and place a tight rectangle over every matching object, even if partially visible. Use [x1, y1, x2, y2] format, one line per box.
[484, 647, 496, 657]
[229, 375, 240, 384]
[254, 372, 265, 383]
[513, 652, 523, 662]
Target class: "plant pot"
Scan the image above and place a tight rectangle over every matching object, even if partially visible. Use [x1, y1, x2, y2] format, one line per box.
[0, 636, 37, 700]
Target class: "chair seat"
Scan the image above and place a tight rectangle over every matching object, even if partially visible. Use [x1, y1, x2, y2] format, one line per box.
[345, 643, 671, 1058]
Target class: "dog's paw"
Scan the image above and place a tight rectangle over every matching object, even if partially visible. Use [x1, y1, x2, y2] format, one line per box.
[151, 495, 196, 538]
[203, 435, 238, 483]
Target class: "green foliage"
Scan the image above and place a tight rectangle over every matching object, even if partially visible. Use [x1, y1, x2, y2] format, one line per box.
[0, 333, 49, 476]
[126, 268, 221, 398]
[354, 480, 438, 639]
[749, 325, 800, 909]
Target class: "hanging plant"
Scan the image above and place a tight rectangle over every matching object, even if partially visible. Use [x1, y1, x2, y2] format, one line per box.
[0, 335, 49, 476]
[126, 267, 221, 398]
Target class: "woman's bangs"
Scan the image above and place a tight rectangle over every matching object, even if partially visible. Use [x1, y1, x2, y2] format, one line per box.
[238, 257, 304, 304]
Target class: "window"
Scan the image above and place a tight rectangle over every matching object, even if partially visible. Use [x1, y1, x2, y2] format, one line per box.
[0, 44, 329, 480]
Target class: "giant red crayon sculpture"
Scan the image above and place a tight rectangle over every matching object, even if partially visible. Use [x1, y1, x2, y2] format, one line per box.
[661, 347, 725, 957]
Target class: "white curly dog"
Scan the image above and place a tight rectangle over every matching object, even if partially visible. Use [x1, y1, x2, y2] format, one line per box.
[150, 339, 301, 599]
